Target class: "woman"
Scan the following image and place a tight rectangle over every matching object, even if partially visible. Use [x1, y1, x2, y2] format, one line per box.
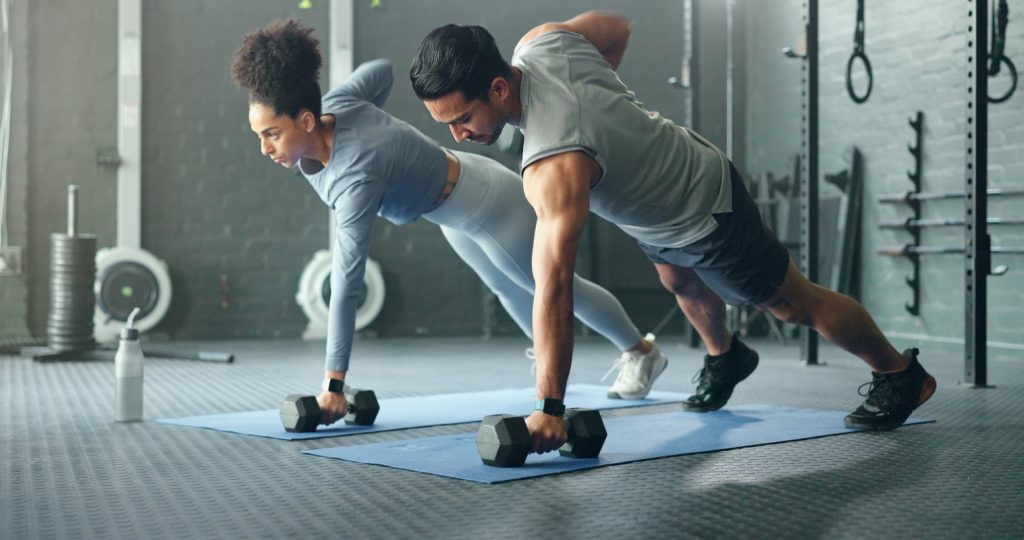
[231, 20, 666, 425]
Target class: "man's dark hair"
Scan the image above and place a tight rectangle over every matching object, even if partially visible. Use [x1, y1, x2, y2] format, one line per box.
[231, 19, 322, 118]
[410, 24, 511, 101]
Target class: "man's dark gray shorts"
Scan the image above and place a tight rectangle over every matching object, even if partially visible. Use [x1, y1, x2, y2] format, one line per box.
[636, 164, 791, 306]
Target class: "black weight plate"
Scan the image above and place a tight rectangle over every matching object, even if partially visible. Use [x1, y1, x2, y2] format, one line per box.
[96, 261, 159, 321]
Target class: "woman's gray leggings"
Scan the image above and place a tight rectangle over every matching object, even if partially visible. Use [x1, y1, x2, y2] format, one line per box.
[423, 150, 641, 351]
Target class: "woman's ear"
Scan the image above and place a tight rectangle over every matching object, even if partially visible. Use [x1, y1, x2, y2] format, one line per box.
[299, 110, 317, 133]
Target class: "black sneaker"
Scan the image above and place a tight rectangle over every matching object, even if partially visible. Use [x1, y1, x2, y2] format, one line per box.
[843, 348, 937, 431]
[682, 335, 759, 412]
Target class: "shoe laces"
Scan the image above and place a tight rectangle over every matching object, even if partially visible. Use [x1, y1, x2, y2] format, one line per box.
[603, 334, 658, 383]
[601, 351, 640, 383]
[857, 373, 900, 407]
[690, 365, 716, 398]
[690, 366, 705, 385]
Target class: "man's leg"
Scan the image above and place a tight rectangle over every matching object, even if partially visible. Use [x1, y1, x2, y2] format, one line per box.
[757, 259, 937, 430]
[652, 263, 731, 355]
[755, 259, 906, 373]
[652, 262, 760, 412]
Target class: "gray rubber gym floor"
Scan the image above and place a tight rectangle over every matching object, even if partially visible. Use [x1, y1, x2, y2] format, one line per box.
[2, 335, 1023, 539]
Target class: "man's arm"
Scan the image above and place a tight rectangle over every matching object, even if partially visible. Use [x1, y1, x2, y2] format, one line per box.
[522, 151, 600, 453]
[517, 10, 632, 70]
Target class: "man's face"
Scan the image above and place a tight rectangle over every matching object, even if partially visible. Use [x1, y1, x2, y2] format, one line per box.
[423, 90, 507, 145]
[248, 102, 308, 168]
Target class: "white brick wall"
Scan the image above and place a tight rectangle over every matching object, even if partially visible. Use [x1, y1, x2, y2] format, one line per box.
[746, 0, 1024, 358]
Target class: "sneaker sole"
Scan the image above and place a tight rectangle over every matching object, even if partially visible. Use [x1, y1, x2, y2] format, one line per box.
[843, 374, 937, 431]
[917, 375, 937, 407]
[606, 357, 669, 400]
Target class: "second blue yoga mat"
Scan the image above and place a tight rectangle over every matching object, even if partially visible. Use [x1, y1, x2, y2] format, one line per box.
[156, 384, 690, 440]
[304, 405, 934, 483]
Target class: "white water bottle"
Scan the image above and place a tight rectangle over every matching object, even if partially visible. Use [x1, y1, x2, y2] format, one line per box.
[115, 308, 144, 422]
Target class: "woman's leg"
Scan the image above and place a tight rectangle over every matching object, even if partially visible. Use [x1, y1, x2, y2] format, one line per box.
[425, 150, 667, 397]
[434, 151, 644, 350]
[438, 224, 535, 338]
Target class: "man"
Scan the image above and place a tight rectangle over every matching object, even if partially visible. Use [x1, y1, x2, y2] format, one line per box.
[410, 10, 936, 453]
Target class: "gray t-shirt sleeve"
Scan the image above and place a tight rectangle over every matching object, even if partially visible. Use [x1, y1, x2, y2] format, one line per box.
[323, 59, 394, 110]
[324, 176, 384, 372]
[512, 31, 600, 172]
[512, 30, 731, 249]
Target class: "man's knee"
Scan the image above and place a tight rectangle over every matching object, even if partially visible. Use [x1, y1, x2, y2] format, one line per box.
[657, 267, 709, 298]
[758, 285, 821, 326]
[761, 301, 809, 326]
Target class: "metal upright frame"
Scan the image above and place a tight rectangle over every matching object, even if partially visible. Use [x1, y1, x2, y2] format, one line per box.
[800, 0, 820, 365]
[965, 0, 990, 387]
[682, 0, 696, 128]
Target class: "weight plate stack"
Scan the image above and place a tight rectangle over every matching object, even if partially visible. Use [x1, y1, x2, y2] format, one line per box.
[47, 233, 98, 352]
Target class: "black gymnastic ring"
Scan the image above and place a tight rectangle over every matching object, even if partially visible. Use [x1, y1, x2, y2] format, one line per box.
[989, 55, 1018, 104]
[846, 50, 873, 104]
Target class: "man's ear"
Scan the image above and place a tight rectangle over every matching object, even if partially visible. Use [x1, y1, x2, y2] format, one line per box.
[490, 76, 510, 101]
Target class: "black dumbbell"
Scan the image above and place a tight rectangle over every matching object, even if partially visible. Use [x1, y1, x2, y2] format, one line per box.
[475, 408, 607, 467]
[279, 388, 380, 432]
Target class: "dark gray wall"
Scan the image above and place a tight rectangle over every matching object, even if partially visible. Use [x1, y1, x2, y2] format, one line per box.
[4, 1, 695, 342]
[0, 0, 29, 339]
[693, 0, 747, 172]
[744, 0, 1024, 359]
[22, 0, 118, 337]
[140, 1, 331, 339]
[18, 0, 1014, 358]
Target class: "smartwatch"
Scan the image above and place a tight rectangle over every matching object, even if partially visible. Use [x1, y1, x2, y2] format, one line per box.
[321, 378, 346, 395]
[534, 397, 566, 417]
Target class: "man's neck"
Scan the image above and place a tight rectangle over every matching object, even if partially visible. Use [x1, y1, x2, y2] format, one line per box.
[508, 67, 524, 126]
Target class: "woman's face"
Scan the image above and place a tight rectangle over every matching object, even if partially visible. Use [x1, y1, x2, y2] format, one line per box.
[248, 102, 312, 168]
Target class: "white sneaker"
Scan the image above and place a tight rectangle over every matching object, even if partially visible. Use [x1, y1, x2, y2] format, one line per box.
[603, 333, 669, 400]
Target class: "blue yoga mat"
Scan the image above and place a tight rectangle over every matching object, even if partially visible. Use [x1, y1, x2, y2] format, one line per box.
[304, 405, 933, 484]
[156, 384, 690, 440]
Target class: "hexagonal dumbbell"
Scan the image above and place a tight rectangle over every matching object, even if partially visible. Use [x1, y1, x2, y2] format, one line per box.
[557, 408, 608, 459]
[475, 408, 607, 467]
[279, 388, 380, 432]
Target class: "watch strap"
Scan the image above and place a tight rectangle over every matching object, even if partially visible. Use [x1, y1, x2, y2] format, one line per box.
[534, 397, 565, 417]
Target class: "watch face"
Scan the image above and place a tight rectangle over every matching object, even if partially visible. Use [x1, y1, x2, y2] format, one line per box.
[323, 379, 345, 394]
[536, 398, 565, 416]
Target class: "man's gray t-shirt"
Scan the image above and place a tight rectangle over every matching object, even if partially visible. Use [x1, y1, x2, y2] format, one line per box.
[511, 30, 732, 248]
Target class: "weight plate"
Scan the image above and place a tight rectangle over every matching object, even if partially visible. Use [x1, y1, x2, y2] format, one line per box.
[47, 311, 95, 323]
[97, 262, 160, 321]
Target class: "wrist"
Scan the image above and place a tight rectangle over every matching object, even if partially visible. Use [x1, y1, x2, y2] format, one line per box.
[321, 375, 346, 395]
[534, 397, 565, 417]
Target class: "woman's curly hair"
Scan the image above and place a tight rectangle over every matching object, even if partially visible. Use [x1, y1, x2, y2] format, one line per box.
[231, 20, 323, 118]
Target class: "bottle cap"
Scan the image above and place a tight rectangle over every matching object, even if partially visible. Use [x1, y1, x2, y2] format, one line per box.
[121, 306, 141, 340]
